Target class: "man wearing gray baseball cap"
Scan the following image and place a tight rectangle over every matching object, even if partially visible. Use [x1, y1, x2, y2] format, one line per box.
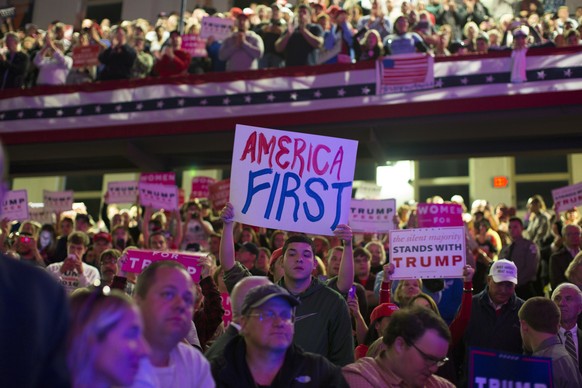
[210, 284, 349, 387]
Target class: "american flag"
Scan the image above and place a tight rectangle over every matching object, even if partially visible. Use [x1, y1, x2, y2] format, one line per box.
[378, 53, 434, 92]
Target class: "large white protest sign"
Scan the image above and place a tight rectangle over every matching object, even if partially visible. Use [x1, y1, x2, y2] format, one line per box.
[1, 190, 29, 221]
[350, 198, 397, 233]
[43, 190, 74, 212]
[107, 181, 139, 204]
[200, 16, 234, 40]
[390, 226, 466, 279]
[552, 181, 582, 212]
[138, 183, 179, 210]
[230, 124, 358, 236]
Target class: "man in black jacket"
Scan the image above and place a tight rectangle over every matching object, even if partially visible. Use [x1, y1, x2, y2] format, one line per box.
[211, 284, 348, 387]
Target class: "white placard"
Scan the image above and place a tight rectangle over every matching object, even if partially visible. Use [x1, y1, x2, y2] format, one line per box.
[138, 183, 179, 210]
[230, 124, 358, 236]
[107, 181, 139, 204]
[43, 190, 74, 213]
[200, 16, 234, 40]
[390, 227, 466, 279]
[1, 190, 29, 221]
[552, 181, 582, 212]
[349, 198, 397, 233]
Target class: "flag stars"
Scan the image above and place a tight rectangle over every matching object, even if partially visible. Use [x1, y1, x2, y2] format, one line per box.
[564, 69, 572, 78]
[56, 110, 63, 117]
[223, 97, 231, 105]
[290, 92, 298, 100]
[136, 103, 143, 110]
[75, 108, 83, 115]
[115, 105, 123, 112]
[537, 70, 546, 80]
[337, 88, 346, 97]
[17, 111, 24, 118]
[200, 99, 208, 106]
[244, 95, 252, 103]
[361, 86, 371, 95]
[486, 75, 494, 83]
[434, 79, 443, 88]
[314, 90, 322, 98]
[460, 77, 468, 85]
[36, 111, 43, 117]
[267, 93, 276, 102]
[95, 106, 102, 113]
[156, 100, 164, 108]
[178, 98, 185, 106]
[0, 113, 5, 120]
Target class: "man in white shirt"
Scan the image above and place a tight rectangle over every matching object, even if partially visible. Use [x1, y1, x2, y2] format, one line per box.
[130, 260, 214, 388]
[46, 231, 99, 294]
[551, 282, 582, 374]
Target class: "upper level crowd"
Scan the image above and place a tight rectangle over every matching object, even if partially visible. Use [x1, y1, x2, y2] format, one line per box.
[0, 0, 581, 89]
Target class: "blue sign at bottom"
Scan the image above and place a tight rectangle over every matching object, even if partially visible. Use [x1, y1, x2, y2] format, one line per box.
[469, 348, 553, 388]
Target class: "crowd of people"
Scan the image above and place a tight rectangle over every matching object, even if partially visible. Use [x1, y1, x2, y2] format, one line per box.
[0, 0, 581, 89]
[1, 140, 582, 387]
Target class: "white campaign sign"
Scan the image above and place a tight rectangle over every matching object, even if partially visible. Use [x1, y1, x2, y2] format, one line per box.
[200, 16, 234, 40]
[230, 124, 358, 236]
[1, 190, 29, 221]
[43, 190, 74, 212]
[107, 181, 139, 204]
[138, 183, 179, 210]
[349, 198, 397, 233]
[390, 227, 466, 279]
[552, 181, 582, 212]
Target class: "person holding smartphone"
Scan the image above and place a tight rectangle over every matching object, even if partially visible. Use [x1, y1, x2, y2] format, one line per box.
[46, 231, 100, 294]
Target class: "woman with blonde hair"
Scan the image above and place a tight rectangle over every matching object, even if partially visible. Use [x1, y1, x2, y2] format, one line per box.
[67, 288, 149, 388]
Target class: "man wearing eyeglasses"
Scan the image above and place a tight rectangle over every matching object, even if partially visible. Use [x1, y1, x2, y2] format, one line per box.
[211, 284, 349, 386]
[342, 306, 454, 387]
[219, 202, 355, 366]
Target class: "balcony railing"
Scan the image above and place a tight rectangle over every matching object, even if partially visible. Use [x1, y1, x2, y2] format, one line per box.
[0, 46, 580, 145]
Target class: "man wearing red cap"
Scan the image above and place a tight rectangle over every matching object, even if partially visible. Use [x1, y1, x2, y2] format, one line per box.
[353, 302, 399, 359]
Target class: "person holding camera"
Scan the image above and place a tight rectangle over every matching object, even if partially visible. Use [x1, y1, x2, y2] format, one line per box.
[180, 200, 214, 252]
